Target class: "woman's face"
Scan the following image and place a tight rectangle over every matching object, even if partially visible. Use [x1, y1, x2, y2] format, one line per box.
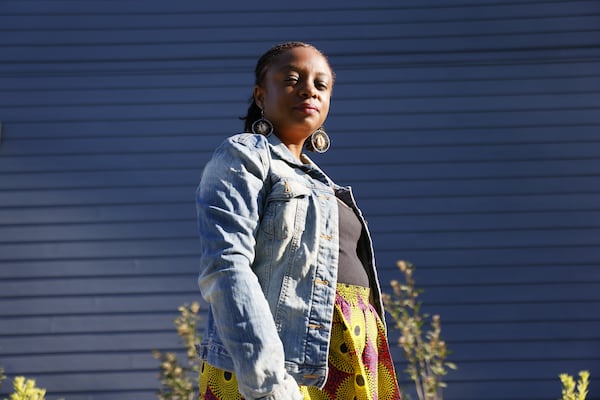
[254, 46, 333, 145]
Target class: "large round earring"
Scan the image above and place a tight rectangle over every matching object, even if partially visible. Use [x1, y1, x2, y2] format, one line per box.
[306, 127, 330, 153]
[251, 110, 273, 136]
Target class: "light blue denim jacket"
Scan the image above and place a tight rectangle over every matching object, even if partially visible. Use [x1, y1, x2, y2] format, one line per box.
[196, 133, 384, 399]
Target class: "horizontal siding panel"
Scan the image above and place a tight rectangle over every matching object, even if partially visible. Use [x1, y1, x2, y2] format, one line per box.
[1, 120, 238, 139]
[0, 153, 207, 173]
[2, 227, 599, 260]
[2, 1, 598, 29]
[6, 109, 598, 135]
[0, 136, 222, 155]
[418, 301, 600, 322]
[3, 77, 600, 110]
[3, 15, 600, 46]
[0, 170, 201, 191]
[0, 72, 251, 91]
[388, 264, 600, 286]
[4, 323, 599, 357]
[0, 186, 599, 216]
[3, 209, 599, 243]
[2, 62, 599, 92]
[0, 313, 197, 336]
[0, 203, 192, 225]
[0, 293, 203, 316]
[442, 358, 600, 380]
[443, 321, 600, 342]
[390, 339, 600, 362]
[4, 47, 600, 76]
[3, 143, 600, 185]
[328, 109, 600, 130]
[2, 188, 600, 212]
[367, 210, 600, 232]
[0, 352, 157, 378]
[0, 186, 195, 206]
[0, 86, 246, 106]
[383, 282, 600, 304]
[0, 220, 197, 242]
[0, 238, 199, 261]
[0, 170, 203, 189]
[0, 257, 199, 279]
[4, 122, 599, 144]
[1, 174, 599, 201]
[3, 94, 600, 122]
[376, 246, 600, 269]
[0, 275, 198, 297]
[442, 360, 600, 393]
[3, 140, 600, 168]
[351, 177, 600, 197]
[2, 295, 598, 325]
[325, 160, 600, 181]
[1, 332, 180, 356]
[4, 292, 598, 322]
[1, 276, 597, 304]
[3, 32, 600, 64]
[375, 228, 600, 249]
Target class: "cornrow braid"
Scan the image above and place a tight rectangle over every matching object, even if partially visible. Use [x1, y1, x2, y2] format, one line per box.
[241, 42, 334, 132]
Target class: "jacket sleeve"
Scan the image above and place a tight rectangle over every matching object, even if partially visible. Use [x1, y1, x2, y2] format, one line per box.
[195, 135, 303, 400]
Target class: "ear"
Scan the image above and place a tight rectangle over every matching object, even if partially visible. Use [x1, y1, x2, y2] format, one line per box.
[253, 85, 265, 110]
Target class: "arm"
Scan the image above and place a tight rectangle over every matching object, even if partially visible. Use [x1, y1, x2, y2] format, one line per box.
[196, 136, 302, 400]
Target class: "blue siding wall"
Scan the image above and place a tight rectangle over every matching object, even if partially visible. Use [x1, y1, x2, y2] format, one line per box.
[1, 1, 599, 399]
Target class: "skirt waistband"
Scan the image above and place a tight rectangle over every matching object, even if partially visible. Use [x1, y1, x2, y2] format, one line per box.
[336, 283, 370, 305]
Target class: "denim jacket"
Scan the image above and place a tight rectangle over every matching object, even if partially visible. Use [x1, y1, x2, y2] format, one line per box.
[195, 133, 384, 399]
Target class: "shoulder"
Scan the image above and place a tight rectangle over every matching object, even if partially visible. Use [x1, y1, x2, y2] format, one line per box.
[208, 133, 271, 174]
[222, 133, 269, 152]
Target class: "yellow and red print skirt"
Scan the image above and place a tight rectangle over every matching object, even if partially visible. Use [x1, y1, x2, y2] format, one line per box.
[199, 283, 401, 400]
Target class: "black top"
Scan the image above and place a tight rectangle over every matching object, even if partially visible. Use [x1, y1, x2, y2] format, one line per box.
[335, 197, 370, 287]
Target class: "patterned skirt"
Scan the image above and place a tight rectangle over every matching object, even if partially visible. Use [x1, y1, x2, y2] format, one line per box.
[199, 283, 401, 400]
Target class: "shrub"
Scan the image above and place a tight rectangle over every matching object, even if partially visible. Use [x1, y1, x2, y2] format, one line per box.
[559, 370, 590, 400]
[382, 260, 457, 400]
[152, 302, 202, 400]
[3, 376, 47, 400]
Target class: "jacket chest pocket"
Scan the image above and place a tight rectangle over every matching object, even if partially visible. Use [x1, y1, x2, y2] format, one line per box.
[261, 179, 311, 240]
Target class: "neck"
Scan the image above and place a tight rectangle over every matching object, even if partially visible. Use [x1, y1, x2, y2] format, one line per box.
[285, 143, 304, 160]
[274, 132, 307, 161]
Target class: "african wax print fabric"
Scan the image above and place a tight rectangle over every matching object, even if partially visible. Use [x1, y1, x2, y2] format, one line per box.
[199, 283, 401, 400]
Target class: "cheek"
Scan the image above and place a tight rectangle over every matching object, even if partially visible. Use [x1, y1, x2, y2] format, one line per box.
[321, 97, 331, 118]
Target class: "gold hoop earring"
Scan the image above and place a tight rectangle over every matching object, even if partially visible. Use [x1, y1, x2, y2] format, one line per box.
[251, 110, 273, 136]
[306, 127, 330, 153]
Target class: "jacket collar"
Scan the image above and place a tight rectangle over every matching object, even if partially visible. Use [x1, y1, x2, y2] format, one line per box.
[266, 133, 336, 189]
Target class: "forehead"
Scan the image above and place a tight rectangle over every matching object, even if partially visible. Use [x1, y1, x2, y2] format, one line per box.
[270, 47, 332, 76]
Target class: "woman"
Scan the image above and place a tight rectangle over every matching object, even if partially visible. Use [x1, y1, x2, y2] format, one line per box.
[196, 42, 401, 400]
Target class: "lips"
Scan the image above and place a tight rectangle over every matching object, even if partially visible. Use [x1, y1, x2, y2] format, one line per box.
[296, 103, 319, 113]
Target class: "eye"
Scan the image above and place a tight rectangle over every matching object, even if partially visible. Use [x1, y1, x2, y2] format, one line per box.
[285, 76, 299, 84]
[315, 80, 329, 90]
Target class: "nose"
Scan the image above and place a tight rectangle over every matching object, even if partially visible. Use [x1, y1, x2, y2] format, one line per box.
[299, 80, 317, 98]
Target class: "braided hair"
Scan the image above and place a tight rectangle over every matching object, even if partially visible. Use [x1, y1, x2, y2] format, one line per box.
[242, 42, 335, 132]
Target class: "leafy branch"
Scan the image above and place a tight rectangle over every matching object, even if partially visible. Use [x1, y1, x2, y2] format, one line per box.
[383, 260, 456, 400]
[152, 302, 202, 400]
[559, 370, 590, 400]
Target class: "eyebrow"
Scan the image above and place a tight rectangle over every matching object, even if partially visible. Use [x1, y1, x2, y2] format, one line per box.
[279, 64, 330, 77]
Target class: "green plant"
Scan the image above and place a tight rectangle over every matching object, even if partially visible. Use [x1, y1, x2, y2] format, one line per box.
[559, 370, 590, 400]
[153, 302, 202, 400]
[382, 260, 456, 400]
